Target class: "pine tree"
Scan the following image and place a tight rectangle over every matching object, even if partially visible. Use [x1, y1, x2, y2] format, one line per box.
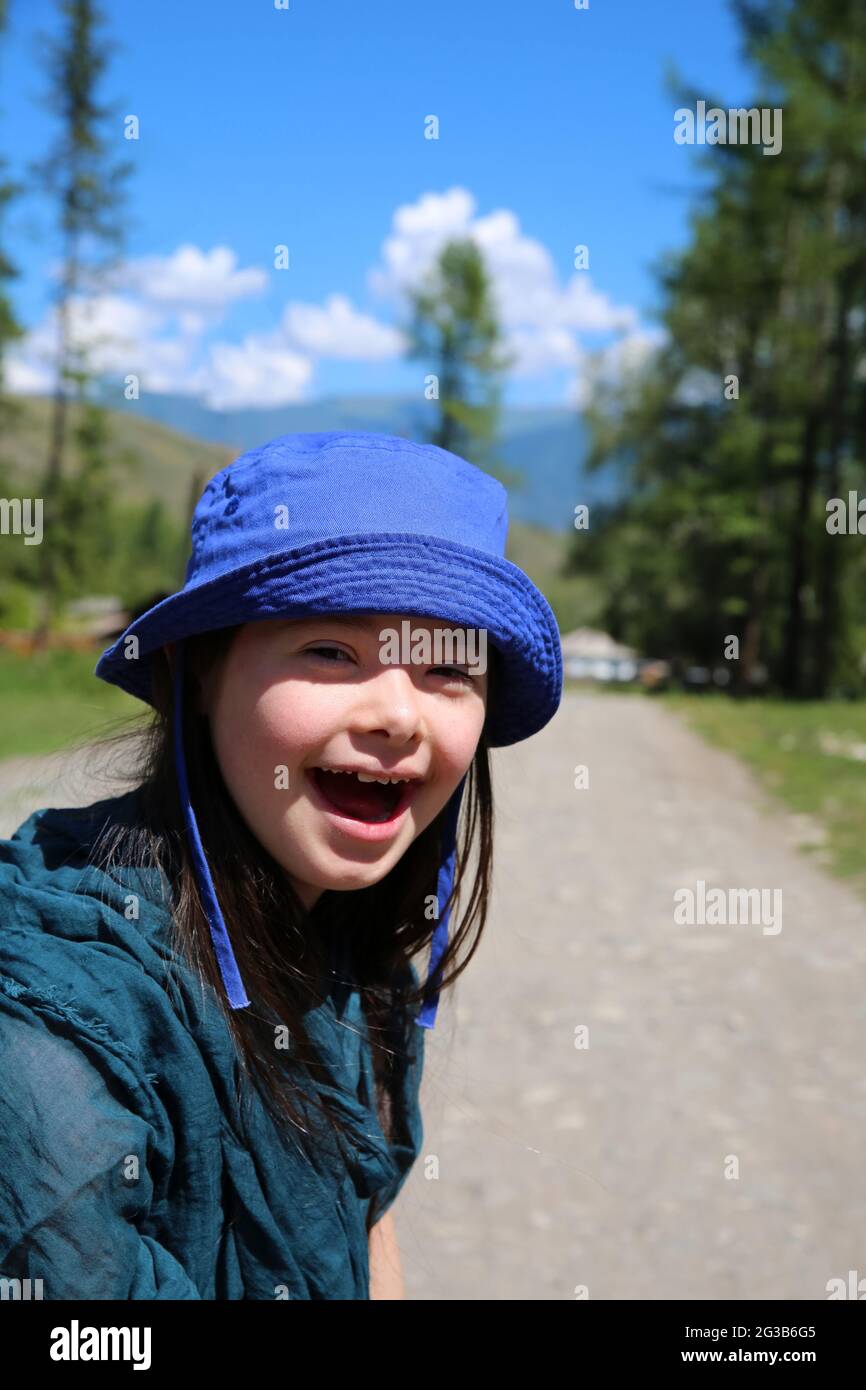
[569, 0, 866, 699]
[0, 0, 24, 463]
[404, 238, 515, 476]
[29, 0, 132, 642]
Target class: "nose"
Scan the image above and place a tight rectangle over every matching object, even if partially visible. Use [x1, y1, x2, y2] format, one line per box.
[351, 664, 425, 744]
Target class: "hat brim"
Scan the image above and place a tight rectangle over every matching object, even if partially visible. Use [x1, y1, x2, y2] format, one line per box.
[94, 533, 562, 747]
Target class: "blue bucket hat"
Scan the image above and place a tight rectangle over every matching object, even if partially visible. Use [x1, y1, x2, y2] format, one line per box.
[95, 431, 562, 1028]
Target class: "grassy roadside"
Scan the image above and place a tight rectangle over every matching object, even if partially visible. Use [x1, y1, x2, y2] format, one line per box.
[662, 693, 866, 897]
[0, 648, 140, 759]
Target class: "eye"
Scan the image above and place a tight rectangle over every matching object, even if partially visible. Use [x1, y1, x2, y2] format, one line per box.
[306, 644, 354, 663]
[430, 665, 475, 685]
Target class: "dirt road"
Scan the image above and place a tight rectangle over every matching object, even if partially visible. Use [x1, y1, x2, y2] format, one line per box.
[400, 692, 866, 1300]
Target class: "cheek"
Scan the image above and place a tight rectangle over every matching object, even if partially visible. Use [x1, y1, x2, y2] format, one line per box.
[427, 697, 487, 778]
[250, 685, 331, 757]
[210, 677, 339, 791]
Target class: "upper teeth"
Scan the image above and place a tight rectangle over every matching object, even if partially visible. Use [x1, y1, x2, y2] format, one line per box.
[318, 767, 411, 785]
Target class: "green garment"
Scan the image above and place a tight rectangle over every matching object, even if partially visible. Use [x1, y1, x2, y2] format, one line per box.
[0, 790, 425, 1300]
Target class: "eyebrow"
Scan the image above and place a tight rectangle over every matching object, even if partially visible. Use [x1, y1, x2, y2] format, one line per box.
[276, 614, 392, 633]
[275, 614, 490, 661]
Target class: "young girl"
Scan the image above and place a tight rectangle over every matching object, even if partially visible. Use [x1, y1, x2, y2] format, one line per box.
[0, 430, 562, 1300]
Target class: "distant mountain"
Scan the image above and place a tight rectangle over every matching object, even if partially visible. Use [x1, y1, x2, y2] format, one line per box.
[4, 395, 228, 514]
[88, 388, 612, 532]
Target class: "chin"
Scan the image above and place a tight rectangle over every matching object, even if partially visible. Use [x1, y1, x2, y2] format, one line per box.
[328, 866, 394, 893]
[307, 857, 397, 895]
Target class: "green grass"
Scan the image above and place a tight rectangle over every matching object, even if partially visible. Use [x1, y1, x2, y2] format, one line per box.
[663, 693, 866, 895]
[0, 648, 142, 759]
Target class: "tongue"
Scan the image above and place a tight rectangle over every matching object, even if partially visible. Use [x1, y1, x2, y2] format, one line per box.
[314, 769, 400, 823]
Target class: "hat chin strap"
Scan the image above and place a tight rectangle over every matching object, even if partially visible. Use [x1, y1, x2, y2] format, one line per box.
[173, 640, 251, 1010]
[172, 637, 463, 1029]
[416, 775, 465, 1030]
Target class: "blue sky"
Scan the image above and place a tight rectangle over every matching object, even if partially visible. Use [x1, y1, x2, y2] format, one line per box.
[1, 0, 758, 410]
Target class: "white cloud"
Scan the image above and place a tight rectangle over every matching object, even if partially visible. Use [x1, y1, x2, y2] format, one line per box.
[367, 186, 642, 378]
[556, 277, 638, 334]
[8, 245, 406, 408]
[121, 335, 207, 396]
[8, 204, 651, 409]
[192, 334, 313, 410]
[565, 326, 667, 410]
[281, 293, 406, 360]
[65, 294, 167, 362]
[369, 188, 477, 300]
[7, 291, 207, 398]
[5, 356, 52, 394]
[114, 244, 268, 313]
[8, 245, 303, 407]
[506, 325, 583, 375]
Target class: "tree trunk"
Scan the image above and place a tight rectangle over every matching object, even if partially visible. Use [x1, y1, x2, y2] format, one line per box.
[33, 235, 76, 650]
[812, 267, 853, 696]
[780, 408, 821, 696]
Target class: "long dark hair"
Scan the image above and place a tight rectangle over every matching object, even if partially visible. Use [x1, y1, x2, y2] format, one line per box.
[84, 623, 496, 1227]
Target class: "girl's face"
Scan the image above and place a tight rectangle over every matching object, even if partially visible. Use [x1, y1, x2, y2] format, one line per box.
[195, 613, 489, 906]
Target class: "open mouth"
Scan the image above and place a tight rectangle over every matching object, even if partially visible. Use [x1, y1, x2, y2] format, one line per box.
[308, 767, 418, 824]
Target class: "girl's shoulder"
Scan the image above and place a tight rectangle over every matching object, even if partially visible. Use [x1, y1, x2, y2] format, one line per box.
[0, 789, 204, 1075]
[0, 786, 171, 902]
